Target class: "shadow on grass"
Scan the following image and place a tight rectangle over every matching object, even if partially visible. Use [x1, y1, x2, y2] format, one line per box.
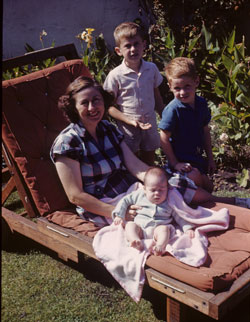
[2, 226, 166, 320]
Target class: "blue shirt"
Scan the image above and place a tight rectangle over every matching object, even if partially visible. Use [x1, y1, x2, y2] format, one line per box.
[158, 95, 211, 172]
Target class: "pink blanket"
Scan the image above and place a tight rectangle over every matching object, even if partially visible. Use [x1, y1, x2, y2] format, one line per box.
[93, 187, 229, 302]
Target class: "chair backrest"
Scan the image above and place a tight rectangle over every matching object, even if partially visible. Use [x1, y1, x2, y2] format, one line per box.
[2, 59, 91, 216]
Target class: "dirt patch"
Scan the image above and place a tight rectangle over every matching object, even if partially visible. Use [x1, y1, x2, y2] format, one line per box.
[212, 145, 250, 193]
[212, 168, 250, 193]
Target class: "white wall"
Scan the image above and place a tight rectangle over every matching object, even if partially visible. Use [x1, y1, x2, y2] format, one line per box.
[3, 0, 151, 59]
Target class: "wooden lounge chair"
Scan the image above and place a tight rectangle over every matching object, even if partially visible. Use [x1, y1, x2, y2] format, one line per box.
[2, 44, 250, 322]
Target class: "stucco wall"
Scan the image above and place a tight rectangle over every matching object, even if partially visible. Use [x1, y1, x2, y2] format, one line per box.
[3, 0, 150, 59]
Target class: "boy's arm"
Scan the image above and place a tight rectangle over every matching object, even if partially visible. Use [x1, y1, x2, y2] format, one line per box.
[160, 130, 192, 173]
[104, 73, 138, 127]
[108, 106, 151, 130]
[203, 125, 216, 174]
[108, 106, 138, 127]
[160, 130, 178, 167]
[154, 87, 164, 117]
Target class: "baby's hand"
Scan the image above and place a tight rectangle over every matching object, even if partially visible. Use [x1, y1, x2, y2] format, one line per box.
[114, 216, 124, 226]
[137, 121, 152, 130]
[185, 229, 195, 239]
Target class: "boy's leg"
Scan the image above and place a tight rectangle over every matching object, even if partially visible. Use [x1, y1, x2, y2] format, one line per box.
[168, 172, 235, 205]
[153, 225, 170, 256]
[186, 168, 214, 193]
[192, 187, 235, 205]
[139, 150, 155, 166]
[125, 222, 143, 250]
[167, 170, 249, 208]
[201, 174, 214, 193]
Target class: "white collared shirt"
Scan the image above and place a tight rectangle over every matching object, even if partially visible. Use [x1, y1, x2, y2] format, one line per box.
[103, 59, 163, 122]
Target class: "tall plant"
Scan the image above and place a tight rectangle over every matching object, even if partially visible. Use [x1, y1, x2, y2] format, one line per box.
[76, 28, 121, 84]
[200, 26, 250, 170]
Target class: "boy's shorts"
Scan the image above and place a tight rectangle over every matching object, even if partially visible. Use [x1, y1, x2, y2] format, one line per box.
[117, 121, 160, 153]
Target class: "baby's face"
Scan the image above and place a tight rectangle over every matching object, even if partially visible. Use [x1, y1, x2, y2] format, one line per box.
[144, 174, 168, 205]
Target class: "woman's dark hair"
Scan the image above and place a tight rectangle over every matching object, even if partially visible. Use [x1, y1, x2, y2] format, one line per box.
[58, 76, 114, 123]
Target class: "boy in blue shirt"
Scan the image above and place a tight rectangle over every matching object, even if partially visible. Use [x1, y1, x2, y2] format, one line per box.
[159, 57, 215, 192]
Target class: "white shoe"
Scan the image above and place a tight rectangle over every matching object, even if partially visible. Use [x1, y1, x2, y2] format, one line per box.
[235, 197, 250, 209]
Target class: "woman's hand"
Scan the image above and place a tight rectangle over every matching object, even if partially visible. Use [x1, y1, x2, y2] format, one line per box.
[125, 205, 142, 221]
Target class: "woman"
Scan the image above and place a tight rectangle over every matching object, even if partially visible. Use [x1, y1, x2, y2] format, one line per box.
[50, 77, 249, 225]
[51, 77, 149, 224]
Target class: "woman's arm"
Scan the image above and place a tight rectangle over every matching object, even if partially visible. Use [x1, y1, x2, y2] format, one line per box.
[55, 156, 114, 218]
[120, 141, 149, 182]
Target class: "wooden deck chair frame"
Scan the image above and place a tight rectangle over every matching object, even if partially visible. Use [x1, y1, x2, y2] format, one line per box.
[2, 44, 250, 322]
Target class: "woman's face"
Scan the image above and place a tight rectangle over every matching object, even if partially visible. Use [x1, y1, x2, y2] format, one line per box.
[74, 87, 105, 128]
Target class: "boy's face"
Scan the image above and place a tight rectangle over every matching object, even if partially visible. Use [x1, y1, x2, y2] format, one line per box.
[115, 35, 145, 68]
[144, 174, 168, 205]
[169, 76, 199, 107]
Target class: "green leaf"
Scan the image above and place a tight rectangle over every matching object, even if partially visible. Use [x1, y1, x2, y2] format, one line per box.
[221, 54, 234, 73]
[234, 133, 242, 140]
[236, 169, 250, 188]
[236, 41, 245, 59]
[227, 29, 235, 53]
[236, 93, 250, 106]
[212, 113, 226, 121]
[187, 35, 200, 52]
[202, 24, 213, 50]
[231, 63, 242, 80]
[25, 43, 35, 53]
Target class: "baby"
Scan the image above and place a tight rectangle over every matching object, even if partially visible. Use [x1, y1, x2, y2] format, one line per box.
[112, 167, 194, 255]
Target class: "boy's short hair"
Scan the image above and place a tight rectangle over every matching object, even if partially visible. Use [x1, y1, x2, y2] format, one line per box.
[165, 57, 198, 83]
[144, 167, 169, 186]
[114, 22, 145, 47]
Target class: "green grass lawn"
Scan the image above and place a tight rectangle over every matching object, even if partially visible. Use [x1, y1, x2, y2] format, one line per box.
[2, 248, 165, 322]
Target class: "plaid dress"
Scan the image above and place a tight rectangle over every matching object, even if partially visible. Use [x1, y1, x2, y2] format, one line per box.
[50, 120, 137, 223]
[51, 120, 197, 225]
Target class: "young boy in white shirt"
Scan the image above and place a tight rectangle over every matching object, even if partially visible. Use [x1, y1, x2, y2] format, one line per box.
[104, 22, 164, 165]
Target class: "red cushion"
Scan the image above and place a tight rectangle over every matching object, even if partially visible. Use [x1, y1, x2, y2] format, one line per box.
[2, 60, 91, 215]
